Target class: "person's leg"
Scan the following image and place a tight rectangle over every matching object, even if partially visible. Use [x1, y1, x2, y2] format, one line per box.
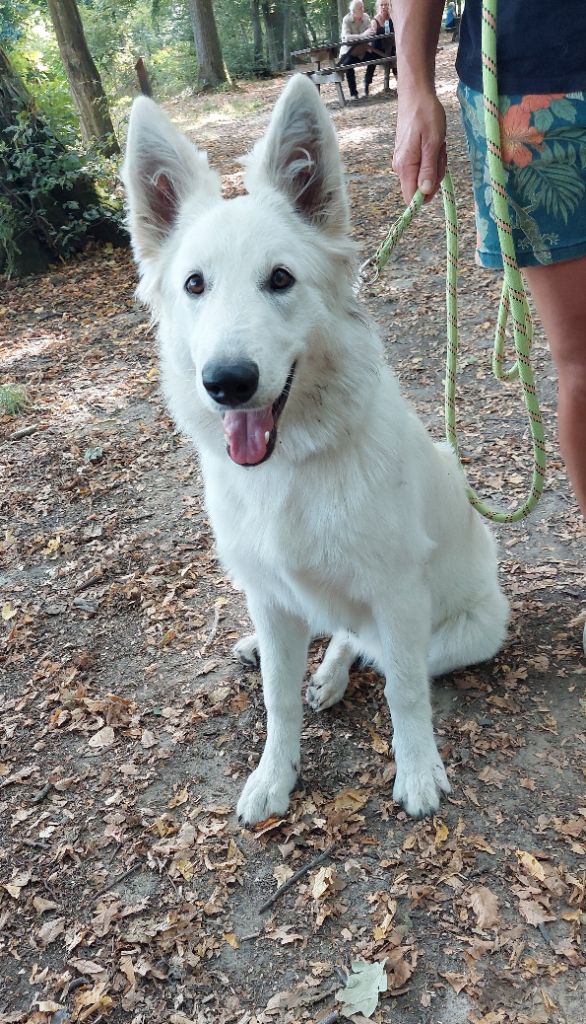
[524, 255, 586, 519]
[365, 61, 376, 95]
[346, 64, 358, 97]
[339, 53, 359, 97]
[457, 82, 586, 649]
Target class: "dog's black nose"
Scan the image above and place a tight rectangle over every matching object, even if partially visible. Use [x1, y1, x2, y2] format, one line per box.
[201, 359, 260, 406]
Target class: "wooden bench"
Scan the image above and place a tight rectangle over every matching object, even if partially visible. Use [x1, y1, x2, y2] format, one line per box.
[336, 55, 397, 102]
[290, 42, 396, 107]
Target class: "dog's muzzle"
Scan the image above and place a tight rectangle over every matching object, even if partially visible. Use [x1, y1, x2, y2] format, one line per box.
[221, 364, 296, 467]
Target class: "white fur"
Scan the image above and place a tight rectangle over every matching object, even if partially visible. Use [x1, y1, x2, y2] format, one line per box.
[122, 76, 509, 824]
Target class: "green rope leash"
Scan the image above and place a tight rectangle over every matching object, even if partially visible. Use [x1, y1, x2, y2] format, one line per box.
[364, 0, 546, 523]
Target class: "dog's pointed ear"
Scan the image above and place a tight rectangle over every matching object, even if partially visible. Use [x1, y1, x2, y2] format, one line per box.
[244, 74, 349, 236]
[122, 96, 221, 265]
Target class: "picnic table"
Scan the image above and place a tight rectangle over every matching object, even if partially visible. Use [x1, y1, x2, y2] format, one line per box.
[290, 36, 396, 107]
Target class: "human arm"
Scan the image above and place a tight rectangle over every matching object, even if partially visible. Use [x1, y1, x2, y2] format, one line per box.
[342, 13, 374, 42]
[340, 14, 358, 42]
[391, 0, 447, 202]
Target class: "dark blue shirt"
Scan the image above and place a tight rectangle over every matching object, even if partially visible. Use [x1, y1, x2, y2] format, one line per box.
[455, 0, 586, 94]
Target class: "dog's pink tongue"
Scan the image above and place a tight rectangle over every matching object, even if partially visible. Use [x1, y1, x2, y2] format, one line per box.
[223, 407, 274, 466]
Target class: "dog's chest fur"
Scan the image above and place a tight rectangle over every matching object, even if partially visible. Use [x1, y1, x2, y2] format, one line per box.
[200, 438, 429, 636]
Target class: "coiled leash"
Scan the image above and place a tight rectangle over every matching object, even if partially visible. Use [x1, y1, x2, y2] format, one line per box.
[361, 0, 546, 523]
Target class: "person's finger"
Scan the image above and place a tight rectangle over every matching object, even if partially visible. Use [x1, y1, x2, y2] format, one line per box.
[437, 141, 448, 187]
[392, 149, 419, 204]
[400, 164, 420, 205]
[417, 139, 444, 197]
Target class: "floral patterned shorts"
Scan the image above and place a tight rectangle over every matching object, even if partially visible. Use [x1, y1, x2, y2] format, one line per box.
[457, 82, 586, 268]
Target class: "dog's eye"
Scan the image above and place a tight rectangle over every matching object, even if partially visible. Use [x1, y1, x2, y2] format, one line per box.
[185, 272, 205, 295]
[269, 267, 295, 291]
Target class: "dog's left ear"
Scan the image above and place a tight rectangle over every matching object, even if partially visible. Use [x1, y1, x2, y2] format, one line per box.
[245, 75, 350, 236]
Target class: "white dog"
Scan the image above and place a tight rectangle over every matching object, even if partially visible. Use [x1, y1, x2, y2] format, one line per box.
[122, 75, 509, 825]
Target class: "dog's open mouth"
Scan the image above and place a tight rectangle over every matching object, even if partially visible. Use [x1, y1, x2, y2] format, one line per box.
[222, 364, 296, 467]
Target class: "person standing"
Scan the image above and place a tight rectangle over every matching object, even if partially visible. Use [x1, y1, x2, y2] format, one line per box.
[340, 0, 376, 100]
[391, 0, 586, 651]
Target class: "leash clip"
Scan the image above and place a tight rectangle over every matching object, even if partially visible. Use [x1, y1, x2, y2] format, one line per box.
[357, 255, 380, 291]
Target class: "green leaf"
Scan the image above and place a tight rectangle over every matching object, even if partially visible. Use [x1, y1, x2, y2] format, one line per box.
[515, 158, 585, 222]
[552, 141, 566, 162]
[533, 108, 554, 133]
[545, 128, 586, 141]
[550, 98, 577, 123]
[336, 959, 388, 1019]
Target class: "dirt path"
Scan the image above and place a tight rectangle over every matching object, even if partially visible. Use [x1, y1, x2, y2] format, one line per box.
[1, 46, 584, 1024]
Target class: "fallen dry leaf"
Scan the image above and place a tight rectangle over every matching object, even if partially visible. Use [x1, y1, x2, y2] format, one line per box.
[469, 886, 499, 929]
[88, 725, 115, 749]
[37, 916, 65, 946]
[516, 850, 546, 882]
[518, 899, 555, 926]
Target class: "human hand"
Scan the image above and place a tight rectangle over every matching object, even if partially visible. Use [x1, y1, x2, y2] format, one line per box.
[392, 90, 447, 203]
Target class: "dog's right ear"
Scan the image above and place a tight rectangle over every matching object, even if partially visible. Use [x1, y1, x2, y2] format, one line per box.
[122, 97, 221, 268]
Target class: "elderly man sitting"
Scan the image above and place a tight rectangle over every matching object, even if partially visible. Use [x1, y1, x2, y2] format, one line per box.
[339, 0, 376, 100]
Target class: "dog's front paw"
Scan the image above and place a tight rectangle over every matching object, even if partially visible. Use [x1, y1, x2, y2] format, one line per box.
[393, 755, 451, 818]
[237, 761, 297, 826]
[306, 665, 348, 712]
[233, 634, 259, 668]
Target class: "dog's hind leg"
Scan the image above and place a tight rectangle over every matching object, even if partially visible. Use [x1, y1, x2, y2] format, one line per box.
[428, 587, 509, 677]
[236, 601, 310, 826]
[306, 630, 360, 711]
[233, 633, 260, 668]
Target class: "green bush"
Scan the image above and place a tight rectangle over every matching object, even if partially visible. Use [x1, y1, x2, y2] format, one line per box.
[9, 11, 78, 133]
[0, 112, 125, 276]
[149, 40, 198, 97]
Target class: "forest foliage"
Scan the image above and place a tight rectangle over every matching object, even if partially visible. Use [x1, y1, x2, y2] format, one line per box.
[0, 0, 346, 274]
[2, 1, 344, 138]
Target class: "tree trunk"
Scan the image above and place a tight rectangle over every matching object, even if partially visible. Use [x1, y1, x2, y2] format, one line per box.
[282, 1, 291, 68]
[250, 0, 265, 74]
[135, 57, 153, 98]
[261, 1, 281, 72]
[189, 0, 227, 89]
[0, 45, 126, 276]
[336, 0, 345, 34]
[46, 0, 119, 156]
[328, 0, 340, 40]
[0, 44, 31, 132]
[293, 1, 312, 49]
[298, 0, 318, 46]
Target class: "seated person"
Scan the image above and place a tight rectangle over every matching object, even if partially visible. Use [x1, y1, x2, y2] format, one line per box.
[369, 0, 397, 85]
[445, 2, 457, 30]
[370, 0, 395, 43]
[339, 0, 376, 99]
